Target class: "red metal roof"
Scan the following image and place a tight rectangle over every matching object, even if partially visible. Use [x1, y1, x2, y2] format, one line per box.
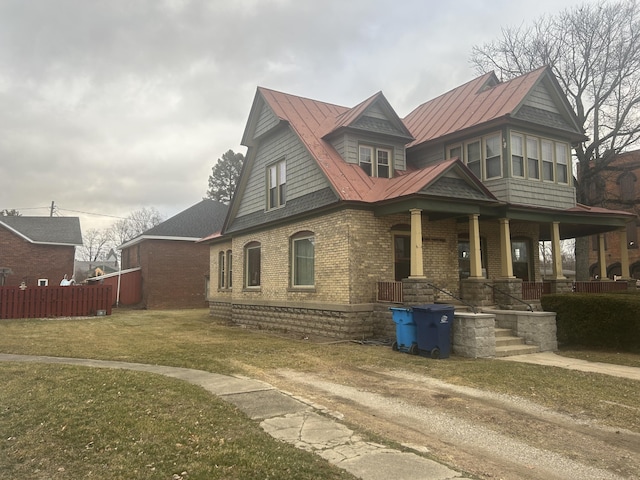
[404, 67, 547, 146]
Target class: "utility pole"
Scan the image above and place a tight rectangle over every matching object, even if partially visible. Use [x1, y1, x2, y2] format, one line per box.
[50, 201, 55, 217]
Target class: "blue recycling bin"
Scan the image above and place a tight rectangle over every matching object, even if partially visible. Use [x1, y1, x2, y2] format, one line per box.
[412, 304, 454, 359]
[389, 307, 418, 355]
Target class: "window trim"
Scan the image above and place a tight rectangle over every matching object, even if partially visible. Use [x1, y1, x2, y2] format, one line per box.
[266, 159, 286, 210]
[510, 131, 571, 185]
[218, 251, 226, 289]
[484, 133, 502, 179]
[359, 144, 393, 178]
[244, 242, 261, 289]
[465, 138, 482, 179]
[510, 133, 525, 178]
[290, 231, 315, 288]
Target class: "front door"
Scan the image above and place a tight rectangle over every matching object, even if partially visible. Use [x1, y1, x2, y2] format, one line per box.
[394, 235, 411, 281]
[512, 239, 531, 281]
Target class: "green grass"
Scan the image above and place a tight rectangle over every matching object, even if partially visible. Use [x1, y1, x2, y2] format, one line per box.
[0, 362, 354, 480]
[1, 308, 640, 478]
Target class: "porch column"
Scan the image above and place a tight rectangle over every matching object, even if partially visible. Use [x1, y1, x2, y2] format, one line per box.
[499, 218, 514, 278]
[409, 208, 425, 278]
[620, 227, 630, 279]
[551, 221, 565, 280]
[598, 234, 607, 280]
[469, 214, 483, 278]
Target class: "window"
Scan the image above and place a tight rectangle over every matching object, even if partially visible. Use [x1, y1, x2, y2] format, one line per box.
[555, 143, 568, 183]
[359, 145, 392, 178]
[619, 173, 636, 203]
[267, 159, 286, 209]
[485, 134, 502, 179]
[245, 242, 261, 287]
[542, 140, 554, 181]
[511, 134, 524, 177]
[466, 140, 481, 178]
[38, 279, 48, 286]
[218, 251, 226, 289]
[447, 144, 462, 160]
[227, 250, 233, 288]
[291, 232, 315, 287]
[526, 137, 540, 179]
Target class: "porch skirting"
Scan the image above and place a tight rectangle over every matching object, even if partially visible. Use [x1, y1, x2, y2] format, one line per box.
[209, 300, 376, 339]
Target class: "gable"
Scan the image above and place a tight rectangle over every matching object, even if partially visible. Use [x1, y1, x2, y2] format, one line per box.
[421, 175, 492, 201]
[254, 101, 281, 139]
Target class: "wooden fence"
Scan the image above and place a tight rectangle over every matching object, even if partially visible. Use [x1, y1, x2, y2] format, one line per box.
[377, 281, 404, 303]
[0, 285, 112, 320]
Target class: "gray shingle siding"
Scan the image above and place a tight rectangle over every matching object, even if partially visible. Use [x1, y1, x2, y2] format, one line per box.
[485, 178, 576, 209]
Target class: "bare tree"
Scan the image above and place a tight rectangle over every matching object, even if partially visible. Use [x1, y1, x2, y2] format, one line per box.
[78, 228, 113, 263]
[471, 0, 640, 278]
[110, 207, 164, 246]
[0, 209, 21, 216]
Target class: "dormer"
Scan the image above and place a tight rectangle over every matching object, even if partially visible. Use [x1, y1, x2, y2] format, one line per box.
[322, 92, 414, 178]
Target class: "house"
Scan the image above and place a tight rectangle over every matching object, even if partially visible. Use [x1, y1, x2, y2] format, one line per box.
[75, 249, 120, 283]
[0, 216, 82, 287]
[586, 149, 640, 280]
[119, 199, 228, 309]
[206, 66, 635, 339]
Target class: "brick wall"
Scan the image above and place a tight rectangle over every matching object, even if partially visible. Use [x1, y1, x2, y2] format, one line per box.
[0, 228, 75, 287]
[133, 239, 210, 309]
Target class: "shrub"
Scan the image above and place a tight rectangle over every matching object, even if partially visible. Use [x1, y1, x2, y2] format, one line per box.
[541, 293, 640, 351]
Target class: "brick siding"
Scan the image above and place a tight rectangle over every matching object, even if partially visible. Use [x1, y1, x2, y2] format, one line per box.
[0, 228, 75, 287]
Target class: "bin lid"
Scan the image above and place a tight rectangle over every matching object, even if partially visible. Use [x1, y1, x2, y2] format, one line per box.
[389, 307, 411, 312]
[411, 303, 454, 312]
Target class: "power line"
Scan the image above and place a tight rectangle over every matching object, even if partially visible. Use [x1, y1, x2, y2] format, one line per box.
[6, 204, 126, 220]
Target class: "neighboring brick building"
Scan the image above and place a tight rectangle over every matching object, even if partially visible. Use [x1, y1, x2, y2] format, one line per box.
[0, 216, 82, 287]
[120, 199, 228, 309]
[207, 67, 634, 338]
[587, 149, 640, 279]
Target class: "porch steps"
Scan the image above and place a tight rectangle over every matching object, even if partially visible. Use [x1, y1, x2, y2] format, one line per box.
[494, 328, 540, 357]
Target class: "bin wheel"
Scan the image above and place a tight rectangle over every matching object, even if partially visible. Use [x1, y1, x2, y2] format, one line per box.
[391, 341, 399, 351]
[409, 343, 419, 355]
[430, 348, 440, 359]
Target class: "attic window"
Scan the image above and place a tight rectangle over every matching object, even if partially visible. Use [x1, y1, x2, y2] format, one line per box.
[267, 159, 286, 210]
[359, 145, 392, 178]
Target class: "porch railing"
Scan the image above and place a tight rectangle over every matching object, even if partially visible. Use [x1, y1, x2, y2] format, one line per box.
[573, 281, 630, 294]
[377, 281, 403, 303]
[522, 282, 550, 300]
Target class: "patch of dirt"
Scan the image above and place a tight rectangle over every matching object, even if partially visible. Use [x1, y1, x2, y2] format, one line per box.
[247, 363, 640, 480]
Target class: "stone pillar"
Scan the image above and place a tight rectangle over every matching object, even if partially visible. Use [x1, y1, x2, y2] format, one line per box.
[598, 234, 607, 280]
[460, 278, 493, 308]
[551, 221, 566, 280]
[548, 279, 573, 294]
[499, 218, 514, 278]
[493, 278, 524, 310]
[453, 312, 496, 358]
[409, 209, 425, 278]
[620, 227, 630, 279]
[469, 214, 483, 278]
[402, 277, 434, 306]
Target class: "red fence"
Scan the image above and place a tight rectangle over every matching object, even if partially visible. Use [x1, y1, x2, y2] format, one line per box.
[377, 281, 404, 303]
[0, 285, 112, 319]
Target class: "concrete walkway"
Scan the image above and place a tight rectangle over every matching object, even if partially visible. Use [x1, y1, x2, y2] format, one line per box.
[2, 351, 638, 479]
[0, 353, 470, 480]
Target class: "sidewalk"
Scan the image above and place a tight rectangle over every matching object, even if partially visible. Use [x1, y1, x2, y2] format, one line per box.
[1, 352, 637, 480]
[0, 353, 472, 480]
[496, 351, 640, 381]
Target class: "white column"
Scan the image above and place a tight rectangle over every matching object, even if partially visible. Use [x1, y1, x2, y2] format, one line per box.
[469, 214, 483, 278]
[551, 222, 566, 280]
[409, 209, 425, 278]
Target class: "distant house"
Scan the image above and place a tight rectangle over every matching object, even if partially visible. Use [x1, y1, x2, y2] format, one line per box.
[0, 216, 82, 287]
[119, 199, 228, 309]
[586, 149, 640, 280]
[75, 248, 120, 282]
[206, 66, 634, 339]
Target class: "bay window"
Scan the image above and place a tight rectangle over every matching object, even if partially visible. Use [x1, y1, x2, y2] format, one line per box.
[485, 134, 502, 179]
[511, 133, 524, 177]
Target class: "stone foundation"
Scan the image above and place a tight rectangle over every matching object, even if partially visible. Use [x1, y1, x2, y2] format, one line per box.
[484, 308, 558, 351]
[452, 312, 496, 358]
[209, 301, 232, 323]
[224, 302, 375, 339]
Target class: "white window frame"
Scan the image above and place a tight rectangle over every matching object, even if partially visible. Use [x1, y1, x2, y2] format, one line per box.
[38, 279, 48, 286]
[526, 136, 540, 180]
[555, 143, 569, 184]
[541, 139, 554, 182]
[484, 133, 502, 179]
[359, 144, 392, 178]
[291, 233, 315, 288]
[465, 139, 482, 178]
[510, 133, 525, 178]
[447, 144, 463, 160]
[267, 159, 286, 210]
[245, 243, 261, 288]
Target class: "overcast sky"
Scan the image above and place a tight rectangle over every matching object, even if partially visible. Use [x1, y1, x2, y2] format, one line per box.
[1, 0, 587, 233]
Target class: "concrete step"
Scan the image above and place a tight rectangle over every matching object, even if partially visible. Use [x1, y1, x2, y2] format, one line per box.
[495, 328, 514, 338]
[496, 336, 527, 347]
[495, 344, 540, 357]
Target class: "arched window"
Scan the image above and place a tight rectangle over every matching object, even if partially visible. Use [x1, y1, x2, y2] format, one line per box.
[226, 250, 233, 288]
[244, 242, 261, 288]
[218, 251, 226, 289]
[291, 231, 314, 287]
